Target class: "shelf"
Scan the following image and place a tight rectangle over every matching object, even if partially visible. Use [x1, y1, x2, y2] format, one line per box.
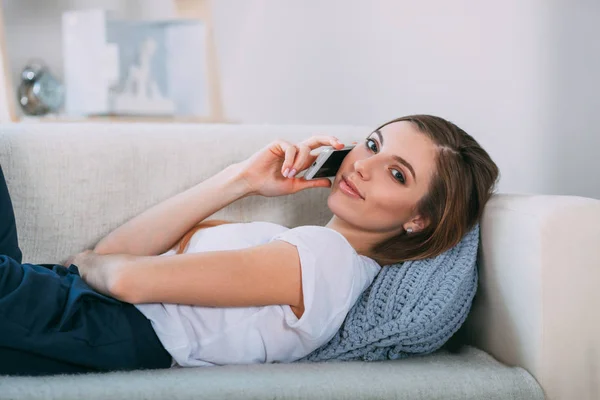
[0, 0, 224, 124]
[18, 115, 237, 124]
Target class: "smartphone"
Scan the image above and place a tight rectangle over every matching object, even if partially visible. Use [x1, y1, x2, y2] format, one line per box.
[303, 145, 355, 180]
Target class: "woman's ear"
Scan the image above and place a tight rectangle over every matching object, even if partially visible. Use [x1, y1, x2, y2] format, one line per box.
[405, 215, 429, 233]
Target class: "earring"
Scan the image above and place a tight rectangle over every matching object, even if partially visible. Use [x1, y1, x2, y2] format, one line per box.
[406, 228, 413, 234]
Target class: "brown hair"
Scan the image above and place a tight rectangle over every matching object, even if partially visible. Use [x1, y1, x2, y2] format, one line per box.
[174, 115, 499, 264]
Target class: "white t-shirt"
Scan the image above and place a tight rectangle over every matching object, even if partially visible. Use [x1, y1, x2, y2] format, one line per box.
[134, 221, 381, 367]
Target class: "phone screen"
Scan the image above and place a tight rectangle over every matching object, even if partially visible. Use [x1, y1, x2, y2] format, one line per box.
[311, 148, 353, 178]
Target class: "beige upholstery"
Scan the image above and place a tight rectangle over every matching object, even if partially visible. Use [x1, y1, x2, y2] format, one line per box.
[1, 122, 597, 399]
[464, 193, 600, 400]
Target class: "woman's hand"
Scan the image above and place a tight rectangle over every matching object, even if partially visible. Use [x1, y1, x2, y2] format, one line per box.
[64, 250, 136, 300]
[235, 135, 346, 197]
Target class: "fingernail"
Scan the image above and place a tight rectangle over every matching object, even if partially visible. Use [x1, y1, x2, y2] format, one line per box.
[283, 168, 290, 177]
[288, 169, 297, 178]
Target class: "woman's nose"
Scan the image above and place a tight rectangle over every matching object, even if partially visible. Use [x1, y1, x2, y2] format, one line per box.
[353, 158, 370, 180]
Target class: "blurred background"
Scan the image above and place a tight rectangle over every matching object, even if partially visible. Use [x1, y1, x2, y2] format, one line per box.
[0, 0, 598, 198]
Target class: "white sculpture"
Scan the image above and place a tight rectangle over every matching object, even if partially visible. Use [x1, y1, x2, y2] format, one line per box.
[113, 38, 176, 115]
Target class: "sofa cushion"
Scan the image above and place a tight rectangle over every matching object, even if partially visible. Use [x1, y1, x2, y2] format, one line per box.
[299, 225, 480, 362]
[0, 346, 543, 400]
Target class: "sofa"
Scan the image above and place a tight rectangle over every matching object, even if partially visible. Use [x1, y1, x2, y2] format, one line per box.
[0, 122, 598, 400]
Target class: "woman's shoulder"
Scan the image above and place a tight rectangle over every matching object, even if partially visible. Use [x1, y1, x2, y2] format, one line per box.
[271, 225, 381, 271]
[276, 225, 360, 258]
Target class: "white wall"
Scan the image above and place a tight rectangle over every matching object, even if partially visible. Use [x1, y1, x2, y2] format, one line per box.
[0, 6, 11, 123]
[544, 1, 600, 199]
[3, 0, 599, 198]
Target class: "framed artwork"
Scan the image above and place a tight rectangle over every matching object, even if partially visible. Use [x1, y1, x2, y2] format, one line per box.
[63, 9, 209, 118]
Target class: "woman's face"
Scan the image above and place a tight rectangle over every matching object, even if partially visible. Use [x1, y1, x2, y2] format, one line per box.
[328, 121, 438, 234]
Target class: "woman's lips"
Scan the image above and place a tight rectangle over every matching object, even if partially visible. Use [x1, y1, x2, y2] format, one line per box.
[339, 177, 363, 199]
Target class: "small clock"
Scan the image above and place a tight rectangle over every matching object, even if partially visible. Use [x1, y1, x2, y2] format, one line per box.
[17, 62, 65, 116]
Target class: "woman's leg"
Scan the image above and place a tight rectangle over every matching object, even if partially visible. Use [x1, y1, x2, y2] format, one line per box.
[0, 348, 96, 376]
[0, 255, 172, 375]
[0, 165, 22, 263]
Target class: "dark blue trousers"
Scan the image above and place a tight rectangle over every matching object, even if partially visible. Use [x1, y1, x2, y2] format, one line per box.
[0, 166, 21, 264]
[0, 165, 172, 375]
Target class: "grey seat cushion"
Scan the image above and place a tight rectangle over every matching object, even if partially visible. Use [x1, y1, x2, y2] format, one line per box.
[0, 346, 543, 400]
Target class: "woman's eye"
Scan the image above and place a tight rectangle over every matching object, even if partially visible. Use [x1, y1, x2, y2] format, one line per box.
[365, 138, 378, 152]
[366, 139, 405, 184]
[391, 169, 406, 184]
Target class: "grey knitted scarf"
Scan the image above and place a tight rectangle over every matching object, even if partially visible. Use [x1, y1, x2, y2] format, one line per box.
[296, 224, 479, 362]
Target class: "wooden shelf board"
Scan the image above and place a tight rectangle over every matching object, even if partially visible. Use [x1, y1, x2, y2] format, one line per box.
[17, 115, 237, 124]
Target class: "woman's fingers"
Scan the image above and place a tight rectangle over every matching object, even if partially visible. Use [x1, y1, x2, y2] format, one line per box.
[279, 141, 297, 177]
[63, 255, 75, 267]
[301, 135, 344, 150]
[288, 144, 312, 178]
[285, 135, 345, 178]
[278, 135, 345, 179]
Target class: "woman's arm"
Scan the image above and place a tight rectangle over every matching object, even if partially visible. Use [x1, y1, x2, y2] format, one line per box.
[116, 241, 304, 317]
[94, 164, 250, 256]
[93, 135, 342, 257]
[80, 240, 304, 318]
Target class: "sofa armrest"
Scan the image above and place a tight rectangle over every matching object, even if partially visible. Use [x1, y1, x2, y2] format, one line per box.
[463, 194, 600, 400]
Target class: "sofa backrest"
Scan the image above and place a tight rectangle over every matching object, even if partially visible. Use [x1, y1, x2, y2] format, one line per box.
[0, 123, 370, 264]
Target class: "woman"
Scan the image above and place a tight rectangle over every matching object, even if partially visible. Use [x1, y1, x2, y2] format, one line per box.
[0, 115, 498, 375]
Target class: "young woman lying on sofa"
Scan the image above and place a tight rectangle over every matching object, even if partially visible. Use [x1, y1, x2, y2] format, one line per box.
[0, 115, 499, 375]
